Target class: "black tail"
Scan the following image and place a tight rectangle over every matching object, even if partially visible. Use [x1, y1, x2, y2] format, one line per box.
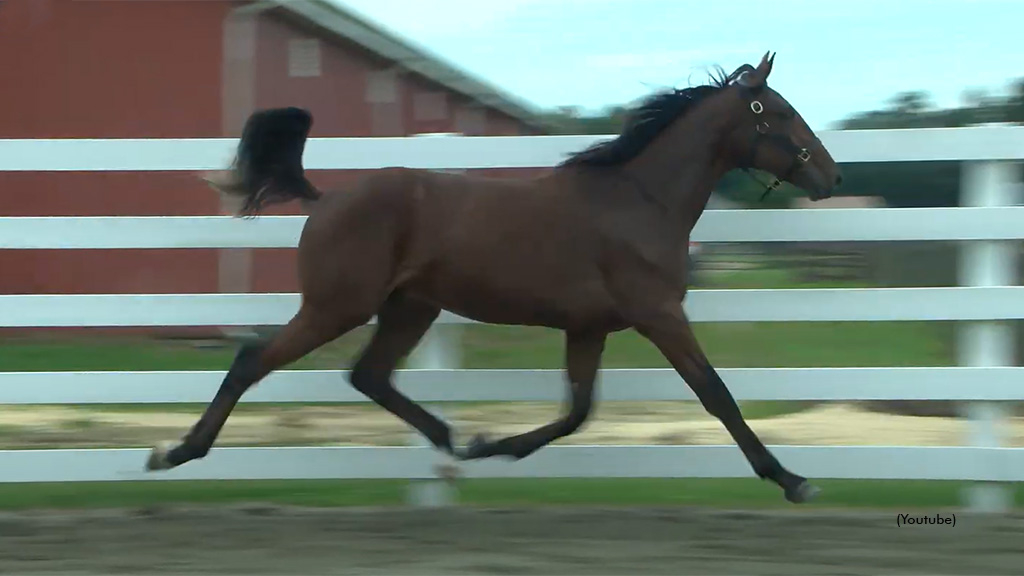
[205, 107, 322, 217]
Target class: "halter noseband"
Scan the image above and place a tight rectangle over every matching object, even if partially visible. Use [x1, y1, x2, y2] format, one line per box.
[734, 84, 812, 201]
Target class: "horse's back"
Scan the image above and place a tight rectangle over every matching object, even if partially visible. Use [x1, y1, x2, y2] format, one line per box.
[297, 166, 617, 329]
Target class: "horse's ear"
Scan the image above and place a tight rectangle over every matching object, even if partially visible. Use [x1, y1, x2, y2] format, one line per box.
[732, 52, 774, 88]
[754, 51, 775, 81]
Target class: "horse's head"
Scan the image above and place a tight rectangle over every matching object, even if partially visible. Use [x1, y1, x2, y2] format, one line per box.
[723, 52, 842, 201]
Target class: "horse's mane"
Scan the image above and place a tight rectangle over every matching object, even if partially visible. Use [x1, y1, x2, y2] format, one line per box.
[559, 66, 741, 168]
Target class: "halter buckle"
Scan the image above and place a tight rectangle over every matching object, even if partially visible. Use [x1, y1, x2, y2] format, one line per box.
[797, 148, 811, 162]
[750, 100, 764, 114]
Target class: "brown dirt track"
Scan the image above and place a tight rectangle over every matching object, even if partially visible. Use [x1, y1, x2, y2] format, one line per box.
[1, 505, 1021, 575]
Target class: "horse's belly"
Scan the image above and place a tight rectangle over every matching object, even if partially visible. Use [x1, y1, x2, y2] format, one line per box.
[411, 265, 615, 330]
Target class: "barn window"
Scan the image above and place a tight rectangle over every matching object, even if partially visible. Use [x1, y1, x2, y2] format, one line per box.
[366, 69, 398, 103]
[288, 38, 321, 77]
[414, 91, 448, 121]
[372, 103, 404, 135]
[455, 106, 486, 135]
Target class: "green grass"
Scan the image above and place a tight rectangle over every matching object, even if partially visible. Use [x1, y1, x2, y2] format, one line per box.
[0, 337, 239, 372]
[0, 321, 954, 372]
[0, 478, 1014, 511]
[475, 320, 954, 369]
[697, 265, 877, 289]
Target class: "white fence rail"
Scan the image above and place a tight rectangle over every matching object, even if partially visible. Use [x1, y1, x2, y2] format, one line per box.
[3, 287, 1024, 326]
[1, 127, 1023, 511]
[7, 206, 1024, 249]
[3, 125, 1024, 171]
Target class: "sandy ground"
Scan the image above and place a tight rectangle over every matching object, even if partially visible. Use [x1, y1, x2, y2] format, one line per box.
[0, 505, 1019, 575]
[1, 402, 1022, 449]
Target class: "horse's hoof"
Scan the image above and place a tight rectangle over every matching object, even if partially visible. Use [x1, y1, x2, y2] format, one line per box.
[455, 433, 491, 461]
[145, 440, 179, 472]
[433, 449, 462, 481]
[785, 480, 820, 504]
[434, 461, 462, 482]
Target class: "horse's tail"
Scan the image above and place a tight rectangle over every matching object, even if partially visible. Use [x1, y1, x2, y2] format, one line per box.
[204, 107, 322, 217]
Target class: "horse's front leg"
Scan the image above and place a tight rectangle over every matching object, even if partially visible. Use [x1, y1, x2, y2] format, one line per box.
[628, 301, 818, 503]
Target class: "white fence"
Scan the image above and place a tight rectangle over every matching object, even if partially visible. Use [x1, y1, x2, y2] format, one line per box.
[1, 126, 1024, 511]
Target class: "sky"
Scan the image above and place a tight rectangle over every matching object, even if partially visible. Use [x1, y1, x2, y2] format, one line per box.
[331, 0, 1023, 130]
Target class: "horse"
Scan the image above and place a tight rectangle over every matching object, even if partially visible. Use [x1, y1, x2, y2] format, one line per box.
[145, 52, 842, 504]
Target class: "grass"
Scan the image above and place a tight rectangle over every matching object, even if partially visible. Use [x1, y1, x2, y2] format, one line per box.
[0, 478, 1015, 511]
[696, 265, 877, 290]
[0, 321, 954, 371]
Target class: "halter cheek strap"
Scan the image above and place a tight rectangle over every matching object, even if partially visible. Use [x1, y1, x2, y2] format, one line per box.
[734, 91, 812, 201]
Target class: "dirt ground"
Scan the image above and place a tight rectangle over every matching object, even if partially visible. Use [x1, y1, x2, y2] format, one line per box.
[3, 402, 1024, 450]
[0, 505, 1020, 575]
[4, 401, 1019, 575]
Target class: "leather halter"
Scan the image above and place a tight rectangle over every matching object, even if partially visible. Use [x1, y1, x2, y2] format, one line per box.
[733, 84, 811, 201]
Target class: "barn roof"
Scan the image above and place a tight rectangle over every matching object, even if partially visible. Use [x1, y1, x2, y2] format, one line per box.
[262, 0, 553, 133]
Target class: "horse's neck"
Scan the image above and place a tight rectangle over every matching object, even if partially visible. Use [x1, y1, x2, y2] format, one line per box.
[623, 96, 737, 231]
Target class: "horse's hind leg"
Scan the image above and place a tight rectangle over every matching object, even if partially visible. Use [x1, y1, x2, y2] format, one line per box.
[146, 303, 368, 471]
[458, 330, 606, 461]
[347, 292, 460, 455]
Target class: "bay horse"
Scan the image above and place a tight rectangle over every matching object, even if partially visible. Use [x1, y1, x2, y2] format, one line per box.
[146, 52, 842, 504]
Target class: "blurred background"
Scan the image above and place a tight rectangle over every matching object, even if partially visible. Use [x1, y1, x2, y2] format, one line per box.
[1, 1, 1024, 566]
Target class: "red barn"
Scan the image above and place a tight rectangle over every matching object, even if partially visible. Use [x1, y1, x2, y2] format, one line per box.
[0, 0, 552, 327]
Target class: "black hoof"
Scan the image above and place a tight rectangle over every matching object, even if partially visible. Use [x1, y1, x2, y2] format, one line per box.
[785, 480, 820, 504]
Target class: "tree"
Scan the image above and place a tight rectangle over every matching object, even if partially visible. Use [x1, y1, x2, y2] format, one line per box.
[890, 90, 932, 114]
[1007, 79, 1024, 124]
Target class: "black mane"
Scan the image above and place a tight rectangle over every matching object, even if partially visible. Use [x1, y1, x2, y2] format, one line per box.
[559, 67, 738, 168]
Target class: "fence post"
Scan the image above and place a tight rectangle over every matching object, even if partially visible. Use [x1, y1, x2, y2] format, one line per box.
[958, 149, 1020, 513]
[404, 132, 465, 508]
[217, 5, 261, 345]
